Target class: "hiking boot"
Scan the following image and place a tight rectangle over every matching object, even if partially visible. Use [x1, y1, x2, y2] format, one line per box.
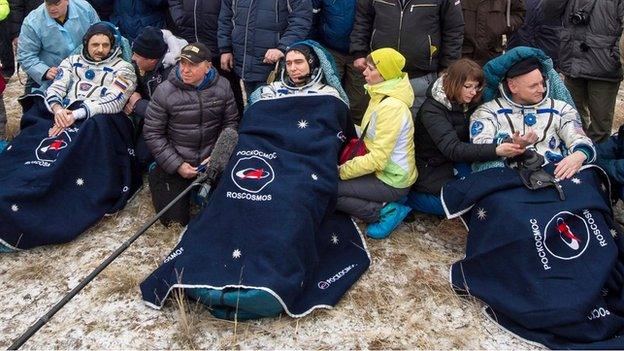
[366, 202, 412, 239]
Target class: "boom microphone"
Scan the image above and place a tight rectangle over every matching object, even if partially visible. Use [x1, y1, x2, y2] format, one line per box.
[196, 127, 238, 185]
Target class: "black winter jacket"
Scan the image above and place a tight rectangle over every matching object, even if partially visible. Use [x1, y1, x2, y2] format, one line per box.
[169, 0, 220, 55]
[8, 0, 42, 38]
[543, 0, 624, 82]
[349, 0, 464, 77]
[144, 67, 239, 174]
[133, 61, 174, 120]
[413, 78, 497, 194]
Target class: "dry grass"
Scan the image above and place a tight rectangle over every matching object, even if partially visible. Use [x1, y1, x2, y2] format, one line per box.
[4, 70, 624, 349]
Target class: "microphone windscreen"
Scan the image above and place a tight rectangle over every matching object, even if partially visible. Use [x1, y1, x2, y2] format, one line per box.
[206, 128, 239, 182]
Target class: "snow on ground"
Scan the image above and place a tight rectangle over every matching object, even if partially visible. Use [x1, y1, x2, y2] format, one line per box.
[4, 73, 622, 349]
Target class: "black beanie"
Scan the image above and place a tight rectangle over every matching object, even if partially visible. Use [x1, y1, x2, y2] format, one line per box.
[133, 27, 167, 60]
[83, 22, 116, 49]
[286, 44, 319, 72]
[506, 57, 542, 79]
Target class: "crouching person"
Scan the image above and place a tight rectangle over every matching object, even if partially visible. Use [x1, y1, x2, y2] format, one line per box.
[144, 42, 239, 226]
[337, 48, 416, 239]
[124, 26, 186, 170]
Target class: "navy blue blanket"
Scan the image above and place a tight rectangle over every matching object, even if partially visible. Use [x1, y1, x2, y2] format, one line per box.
[443, 165, 624, 349]
[0, 100, 141, 251]
[140, 95, 371, 317]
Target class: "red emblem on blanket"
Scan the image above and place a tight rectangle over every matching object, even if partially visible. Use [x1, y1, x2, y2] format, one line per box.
[543, 211, 590, 260]
[235, 168, 270, 180]
[556, 218, 581, 250]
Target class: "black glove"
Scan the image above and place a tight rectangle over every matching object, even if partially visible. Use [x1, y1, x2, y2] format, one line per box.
[506, 148, 566, 201]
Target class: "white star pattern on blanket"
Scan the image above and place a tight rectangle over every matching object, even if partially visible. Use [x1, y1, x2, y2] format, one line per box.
[76, 178, 84, 186]
[297, 120, 308, 129]
[232, 249, 242, 259]
[11, 204, 19, 212]
[476, 208, 487, 220]
[331, 234, 339, 245]
[571, 177, 581, 184]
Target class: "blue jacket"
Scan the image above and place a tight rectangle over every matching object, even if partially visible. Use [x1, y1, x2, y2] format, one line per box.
[16, 0, 99, 88]
[93, 0, 168, 42]
[596, 124, 624, 201]
[218, 0, 313, 83]
[311, 0, 355, 54]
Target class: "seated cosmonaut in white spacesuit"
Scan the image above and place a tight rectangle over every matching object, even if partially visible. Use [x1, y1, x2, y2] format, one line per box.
[45, 22, 137, 137]
[469, 56, 595, 180]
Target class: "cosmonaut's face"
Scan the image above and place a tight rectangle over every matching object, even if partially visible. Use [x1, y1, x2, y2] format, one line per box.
[87, 34, 112, 62]
[507, 69, 546, 105]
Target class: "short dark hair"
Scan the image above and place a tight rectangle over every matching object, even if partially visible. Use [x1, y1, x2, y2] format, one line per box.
[442, 58, 484, 103]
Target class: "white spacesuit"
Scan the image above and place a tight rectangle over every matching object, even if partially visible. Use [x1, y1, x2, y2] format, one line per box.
[45, 42, 136, 120]
[470, 82, 595, 164]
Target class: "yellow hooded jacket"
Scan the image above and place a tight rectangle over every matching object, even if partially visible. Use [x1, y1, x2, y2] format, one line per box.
[339, 73, 417, 189]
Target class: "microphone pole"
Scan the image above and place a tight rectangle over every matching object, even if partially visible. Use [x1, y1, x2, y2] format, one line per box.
[8, 174, 207, 350]
[8, 128, 238, 350]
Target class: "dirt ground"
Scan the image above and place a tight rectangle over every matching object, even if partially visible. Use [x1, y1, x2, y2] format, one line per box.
[1, 73, 623, 349]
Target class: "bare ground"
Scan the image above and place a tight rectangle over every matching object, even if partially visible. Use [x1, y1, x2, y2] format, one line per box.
[2, 74, 623, 349]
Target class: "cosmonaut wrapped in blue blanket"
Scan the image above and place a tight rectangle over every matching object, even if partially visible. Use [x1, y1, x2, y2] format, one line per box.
[140, 41, 371, 319]
[0, 22, 141, 251]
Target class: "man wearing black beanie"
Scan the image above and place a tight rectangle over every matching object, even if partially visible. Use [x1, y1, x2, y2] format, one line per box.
[123, 26, 182, 170]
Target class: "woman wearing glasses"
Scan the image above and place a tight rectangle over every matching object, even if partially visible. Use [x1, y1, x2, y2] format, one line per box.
[406, 58, 525, 216]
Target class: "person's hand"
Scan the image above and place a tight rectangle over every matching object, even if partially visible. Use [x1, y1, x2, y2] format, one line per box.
[123, 92, 142, 115]
[512, 130, 538, 148]
[263, 48, 284, 64]
[353, 58, 367, 72]
[54, 108, 75, 128]
[221, 53, 234, 72]
[495, 142, 525, 157]
[177, 162, 198, 179]
[554, 151, 586, 180]
[45, 67, 59, 80]
[48, 124, 65, 137]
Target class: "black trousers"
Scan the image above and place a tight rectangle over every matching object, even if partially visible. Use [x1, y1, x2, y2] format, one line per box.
[148, 165, 193, 226]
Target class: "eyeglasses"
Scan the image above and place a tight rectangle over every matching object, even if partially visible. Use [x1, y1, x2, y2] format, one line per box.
[463, 84, 483, 92]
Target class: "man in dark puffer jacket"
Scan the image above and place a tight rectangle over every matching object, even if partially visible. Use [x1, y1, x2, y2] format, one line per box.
[169, 0, 245, 116]
[144, 42, 239, 225]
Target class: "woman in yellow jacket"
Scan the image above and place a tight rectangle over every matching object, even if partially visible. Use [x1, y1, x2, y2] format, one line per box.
[337, 48, 416, 239]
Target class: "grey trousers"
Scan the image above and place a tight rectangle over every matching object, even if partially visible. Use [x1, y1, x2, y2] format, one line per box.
[565, 76, 621, 143]
[336, 174, 410, 223]
[327, 47, 369, 126]
[409, 72, 438, 121]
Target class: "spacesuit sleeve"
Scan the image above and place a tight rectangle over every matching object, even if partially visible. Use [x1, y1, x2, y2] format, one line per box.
[469, 105, 503, 145]
[44, 57, 73, 112]
[558, 103, 596, 163]
[82, 62, 137, 118]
